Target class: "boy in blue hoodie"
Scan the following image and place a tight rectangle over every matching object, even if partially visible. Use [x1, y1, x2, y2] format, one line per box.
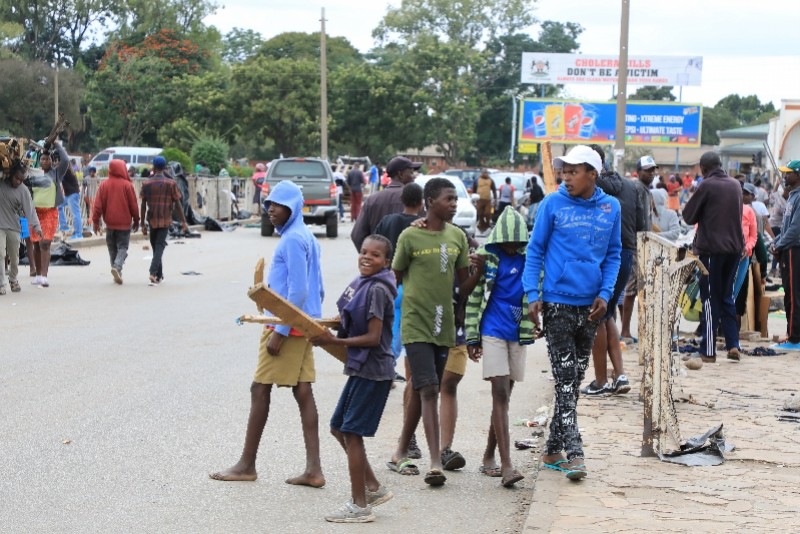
[464, 206, 535, 488]
[311, 234, 397, 523]
[210, 180, 326, 489]
[522, 145, 621, 480]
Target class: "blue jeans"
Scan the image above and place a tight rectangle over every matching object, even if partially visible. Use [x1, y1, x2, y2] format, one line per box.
[58, 193, 82, 237]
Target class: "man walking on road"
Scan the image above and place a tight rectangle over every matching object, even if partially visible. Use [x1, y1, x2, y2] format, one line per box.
[475, 169, 496, 234]
[140, 156, 187, 285]
[92, 159, 140, 285]
[682, 152, 744, 362]
[347, 164, 365, 222]
[351, 156, 421, 251]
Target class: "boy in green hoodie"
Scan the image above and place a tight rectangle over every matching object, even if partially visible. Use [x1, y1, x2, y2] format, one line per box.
[465, 205, 534, 487]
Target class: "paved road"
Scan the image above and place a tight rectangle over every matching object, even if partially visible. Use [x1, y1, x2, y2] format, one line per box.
[1, 224, 552, 533]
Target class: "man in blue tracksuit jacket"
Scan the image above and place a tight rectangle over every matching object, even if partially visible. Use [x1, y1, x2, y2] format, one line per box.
[522, 145, 621, 480]
[211, 180, 327, 488]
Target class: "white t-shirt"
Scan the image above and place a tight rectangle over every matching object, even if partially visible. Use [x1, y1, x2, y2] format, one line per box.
[751, 201, 769, 218]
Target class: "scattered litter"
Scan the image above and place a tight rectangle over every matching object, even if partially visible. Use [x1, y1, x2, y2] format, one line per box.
[684, 358, 703, 370]
[678, 344, 699, 353]
[659, 423, 733, 466]
[744, 347, 784, 356]
[142, 245, 150, 251]
[181, 271, 202, 276]
[531, 428, 545, 437]
[143, 256, 152, 261]
[62, 439, 71, 445]
[783, 396, 800, 412]
[514, 438, 538, 450]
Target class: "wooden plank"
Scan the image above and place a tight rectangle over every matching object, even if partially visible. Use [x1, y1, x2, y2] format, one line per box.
[238, 314, 341, 328]
[248, 283, 347, 363]
[541, 141, 557, 193]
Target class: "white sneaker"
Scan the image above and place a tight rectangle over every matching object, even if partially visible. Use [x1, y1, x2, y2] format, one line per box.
[324, 501, 375, 523]
[40, 277, 49, 288]
[31, 276, 41, 286]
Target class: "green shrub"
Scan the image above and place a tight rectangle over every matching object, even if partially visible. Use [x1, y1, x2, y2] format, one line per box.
[191, 137, 228, 175]
[161, 147, 192, 173]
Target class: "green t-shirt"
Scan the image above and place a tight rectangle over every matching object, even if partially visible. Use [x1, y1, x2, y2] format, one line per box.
[392, 224, 470, 347]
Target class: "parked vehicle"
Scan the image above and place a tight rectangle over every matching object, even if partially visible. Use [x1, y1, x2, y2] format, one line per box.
[260, 157, 339, 238]
[443, 168, 482, 193]
[87, 147, 163, 169]
[488, 172, 544, 208]
[415, 174, 477, 236]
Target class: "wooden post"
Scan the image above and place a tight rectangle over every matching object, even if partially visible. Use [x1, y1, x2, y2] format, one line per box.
[541, 141, 557, 193]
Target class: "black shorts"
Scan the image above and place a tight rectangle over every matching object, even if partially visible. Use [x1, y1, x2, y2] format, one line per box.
[405, 342, 448, 390]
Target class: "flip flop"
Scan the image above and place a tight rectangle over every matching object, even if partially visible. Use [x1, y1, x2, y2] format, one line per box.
[424, 469, 446, 486]
[386, 458, 419, 476]
[542, 459, 570, 473]
[566, 464, 587, 481]
[501, 471, 524, 488]
[479, 465, 502, 477]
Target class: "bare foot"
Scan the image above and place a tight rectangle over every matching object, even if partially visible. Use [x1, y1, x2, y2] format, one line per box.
[542, 453, 566, 465]
[285, 472, 325, 488]
[209, 465, 257, 481]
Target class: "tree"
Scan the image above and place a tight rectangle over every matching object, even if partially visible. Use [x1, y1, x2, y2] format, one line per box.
[231, 56, 321, 157]
[222, 28, 263, 63]
[0, 0, 117, 67]
[700, 106, 737, 145]
[629, 86, 676, 101]
[116, 0, 218, 38]
[259, 32, 362, 70]
[0, 58, 83, 140]
[714, 94, 776, 125]
[86, 53, 174, 145]
[373, 0, 537, 49]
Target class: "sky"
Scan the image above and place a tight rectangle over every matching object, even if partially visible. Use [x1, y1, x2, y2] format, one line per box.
[205, 0, 800, 108]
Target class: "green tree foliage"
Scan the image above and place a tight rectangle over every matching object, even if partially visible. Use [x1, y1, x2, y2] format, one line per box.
[329, 61, 429, 160]
[629, 86, 676, 101]
[161, 146, 192, 171]
[700, 94, 777, 145]
[116, 0, 218, 39]
[191, 135, 228, 174]
[231, 56, 321, 157]
[0, 58, 83, 139]
[259, 32, 361, 69]
[222, 28, 263, 63]
[373, 0, 536, 48]
[86, 53, 174, 146]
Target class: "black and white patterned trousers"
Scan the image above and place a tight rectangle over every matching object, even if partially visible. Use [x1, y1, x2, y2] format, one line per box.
[543, 303, 599, 460]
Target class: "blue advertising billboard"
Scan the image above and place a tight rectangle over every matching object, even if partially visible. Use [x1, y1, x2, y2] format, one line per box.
[518, 99, 702, 148]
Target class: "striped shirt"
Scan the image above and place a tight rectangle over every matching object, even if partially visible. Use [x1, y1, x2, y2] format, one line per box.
[140, 173, 181, 229]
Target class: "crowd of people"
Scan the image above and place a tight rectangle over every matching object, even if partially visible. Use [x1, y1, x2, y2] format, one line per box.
[0, 147, 188, 291]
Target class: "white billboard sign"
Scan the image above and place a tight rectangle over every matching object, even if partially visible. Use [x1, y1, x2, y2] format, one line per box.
[521, 53, 703, 86]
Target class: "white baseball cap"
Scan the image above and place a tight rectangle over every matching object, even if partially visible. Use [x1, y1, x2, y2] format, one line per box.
[553, 145, 603, 173]
[637, 155, 658, 170]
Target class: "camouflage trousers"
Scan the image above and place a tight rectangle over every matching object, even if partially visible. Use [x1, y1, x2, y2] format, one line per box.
[542, 303, 599, 460]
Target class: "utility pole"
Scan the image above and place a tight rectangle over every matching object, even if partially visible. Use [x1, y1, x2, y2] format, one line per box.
[613, 0, 630, 172]
[320, 8, 329, 161]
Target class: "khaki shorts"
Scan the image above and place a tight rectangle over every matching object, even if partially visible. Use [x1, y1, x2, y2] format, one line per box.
[444, 344, 468, 376]
[254, 329, 315, 387]
[482, 336, 526, 382]
[624, 253, 640, 297]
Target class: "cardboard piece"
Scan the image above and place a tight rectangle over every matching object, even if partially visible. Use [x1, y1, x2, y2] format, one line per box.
[248, 283, 347, 363]
[541, 141, 557, 193]
[238, 314, 341, 328]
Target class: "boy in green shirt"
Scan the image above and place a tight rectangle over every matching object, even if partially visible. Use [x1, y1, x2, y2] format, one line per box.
[389, 178, 469, 486]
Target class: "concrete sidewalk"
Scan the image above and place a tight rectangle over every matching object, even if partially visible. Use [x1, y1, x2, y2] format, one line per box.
[523, 326, 800, 533]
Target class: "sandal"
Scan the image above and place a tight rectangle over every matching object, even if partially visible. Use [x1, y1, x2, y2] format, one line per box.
[501, 471, 524, 487]
[424, 469, 446, 486]
[0, 286, 5, 295]
[386, 458, 419, 476]
[565, 463, 587, 481]
[542, 459, 570, 473]
[479, 465, 502, 477]
[441, 447, 466, 471]
[9, 280, 20, 293]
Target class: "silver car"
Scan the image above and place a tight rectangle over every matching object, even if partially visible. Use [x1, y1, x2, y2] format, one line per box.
[415, 174, 477, 236]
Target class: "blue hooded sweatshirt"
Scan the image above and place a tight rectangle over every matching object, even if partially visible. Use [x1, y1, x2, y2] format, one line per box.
[263, 181, 324, 335]
[522, 183, 622, 306]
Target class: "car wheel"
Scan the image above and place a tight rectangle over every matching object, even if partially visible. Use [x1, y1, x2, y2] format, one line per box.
[261, 213, 275, 237]
[326, 214, 338, 238]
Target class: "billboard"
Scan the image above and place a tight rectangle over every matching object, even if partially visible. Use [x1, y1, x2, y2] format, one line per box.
[521, 53, 703, 86]
[518, 99, 703, 148]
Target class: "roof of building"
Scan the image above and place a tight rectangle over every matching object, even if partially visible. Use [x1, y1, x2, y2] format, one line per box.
[717, 123, 770, 139]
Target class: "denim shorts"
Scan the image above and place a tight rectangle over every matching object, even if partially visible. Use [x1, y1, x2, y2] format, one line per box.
[330, 376, 392, 437]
